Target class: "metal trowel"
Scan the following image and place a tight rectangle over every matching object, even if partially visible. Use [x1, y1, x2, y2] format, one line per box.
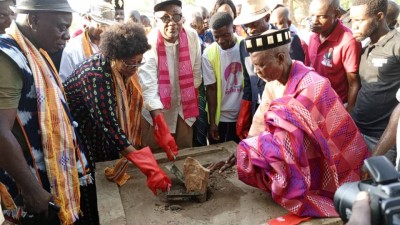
[165, 163, 185, 184]
[165, 149, 185, 184]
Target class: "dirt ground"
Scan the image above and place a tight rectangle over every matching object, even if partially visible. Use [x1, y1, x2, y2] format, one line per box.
[96, 142, 343, 225]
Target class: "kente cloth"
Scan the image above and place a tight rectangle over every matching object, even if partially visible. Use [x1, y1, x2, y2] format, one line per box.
[104, 61, 144, 186]
[156, 29, 199, 119]
[104, 158, 130, 186]
[111, 60, 143, 146]
[237, 60, 369, 217]
[81, 29, 94, 58]
[0, 182, 15, 210]
[2, 22, 90, 224]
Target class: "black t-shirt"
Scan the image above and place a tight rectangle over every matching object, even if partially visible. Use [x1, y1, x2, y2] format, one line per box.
[351, 29, 400, 137]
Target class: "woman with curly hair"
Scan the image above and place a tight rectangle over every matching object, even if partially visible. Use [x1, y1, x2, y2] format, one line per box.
[64, 22, 171, 222]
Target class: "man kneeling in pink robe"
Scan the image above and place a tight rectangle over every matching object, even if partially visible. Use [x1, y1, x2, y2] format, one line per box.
[209, 29, 369, 217]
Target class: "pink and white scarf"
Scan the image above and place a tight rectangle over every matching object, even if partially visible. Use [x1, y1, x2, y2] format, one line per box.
[156, 29, 199, 119]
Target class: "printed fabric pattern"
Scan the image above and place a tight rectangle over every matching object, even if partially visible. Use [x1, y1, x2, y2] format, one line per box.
[0, 23, 91, 224]
[237, 61, 369, 217]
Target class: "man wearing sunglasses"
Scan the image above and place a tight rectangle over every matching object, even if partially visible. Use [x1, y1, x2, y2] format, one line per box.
[139, 0, 202, 158]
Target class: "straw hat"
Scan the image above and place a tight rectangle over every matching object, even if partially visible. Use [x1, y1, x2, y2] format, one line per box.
[10, 0, 75, 13]
[233, 0, 270, 25]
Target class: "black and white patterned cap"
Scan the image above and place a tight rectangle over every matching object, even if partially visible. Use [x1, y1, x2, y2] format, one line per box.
[244, 28, 291, 53]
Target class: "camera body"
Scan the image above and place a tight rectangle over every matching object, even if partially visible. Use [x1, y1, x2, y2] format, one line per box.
[334, 156, 400, 225]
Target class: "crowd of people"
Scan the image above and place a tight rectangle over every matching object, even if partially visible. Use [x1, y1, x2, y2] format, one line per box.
[0, 0, 399, 224]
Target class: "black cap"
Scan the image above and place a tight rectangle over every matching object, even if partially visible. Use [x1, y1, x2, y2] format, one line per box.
[154, 0, 181, 12]
[244, 28, 291, 53]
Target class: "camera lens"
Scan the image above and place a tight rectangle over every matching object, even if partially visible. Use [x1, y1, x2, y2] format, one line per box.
[334, 181, 360, 222]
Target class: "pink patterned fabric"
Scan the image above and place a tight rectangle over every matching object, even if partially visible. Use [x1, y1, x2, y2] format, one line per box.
[156, 29, 199, 119]
[237, 61, 369, 217]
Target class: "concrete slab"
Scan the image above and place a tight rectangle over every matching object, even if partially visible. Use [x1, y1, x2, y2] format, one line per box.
[96, 142, 343, 225]
[95, 160, 127, 225]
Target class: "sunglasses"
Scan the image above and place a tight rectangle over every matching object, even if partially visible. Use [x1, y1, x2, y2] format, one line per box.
[157, 14, 182, 24]
[122, 59, 146, 70]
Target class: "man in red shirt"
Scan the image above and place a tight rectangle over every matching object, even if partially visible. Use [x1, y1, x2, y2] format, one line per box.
[308, 0, 361, 112]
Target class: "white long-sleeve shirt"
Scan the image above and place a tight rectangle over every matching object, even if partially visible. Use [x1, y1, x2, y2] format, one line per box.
[59, 33, 99, 82]
[139, 26, 202, 133]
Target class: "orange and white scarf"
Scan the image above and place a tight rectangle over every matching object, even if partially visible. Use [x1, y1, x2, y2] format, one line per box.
[104, 61, 143, 186]
[7, 22, 82, 224]
[81, 29, 94, 58]
[111, 60, 143, 146]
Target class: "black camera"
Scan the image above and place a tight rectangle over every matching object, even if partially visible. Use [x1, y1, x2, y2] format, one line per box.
[334, 156, 400, 225]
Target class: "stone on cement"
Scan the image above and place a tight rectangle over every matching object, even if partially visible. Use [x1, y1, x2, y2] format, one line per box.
[183, 157, 210, 194]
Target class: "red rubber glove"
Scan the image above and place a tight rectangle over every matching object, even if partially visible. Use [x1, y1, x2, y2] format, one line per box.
[153, 114, 178, 161]
[236, 100, 252, 140]
[125, 147, 171, 195]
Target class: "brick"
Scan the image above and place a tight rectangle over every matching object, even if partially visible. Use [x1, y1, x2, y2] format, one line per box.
[183, 157, 210, 194]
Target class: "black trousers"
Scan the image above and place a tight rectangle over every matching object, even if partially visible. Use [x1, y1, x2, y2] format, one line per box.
[209, 121, 240, 144]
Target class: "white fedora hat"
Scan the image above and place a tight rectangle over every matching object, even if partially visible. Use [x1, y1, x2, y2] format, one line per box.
[89, 1, 116, 25]
[233, 0, 271, 25]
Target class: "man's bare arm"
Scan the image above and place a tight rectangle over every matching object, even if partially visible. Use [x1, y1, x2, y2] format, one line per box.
[346, 71, 361, 113]
[206, 83, 219, 140]
[372, 103, 400, 156]
[0, 109, 51, 214]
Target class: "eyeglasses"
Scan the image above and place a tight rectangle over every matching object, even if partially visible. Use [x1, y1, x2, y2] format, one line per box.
[122, 59, 146, 70]
[157, 14, 182, 24]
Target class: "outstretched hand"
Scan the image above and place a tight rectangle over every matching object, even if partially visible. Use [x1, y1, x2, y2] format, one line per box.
[209, 123, 220, 141]
[153, 113, 178, 161]
[207, 153, 236, 174]
[125, 147, 172, 195]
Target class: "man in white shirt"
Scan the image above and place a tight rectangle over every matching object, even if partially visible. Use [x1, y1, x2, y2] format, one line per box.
[139, 0, 202, 154]
[202, 12, 243, 144]
[59, 0, 115, 82]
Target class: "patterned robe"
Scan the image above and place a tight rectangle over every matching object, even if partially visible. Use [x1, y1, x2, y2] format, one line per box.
[0, 33, 92, 224]
[237, 60, 369, 217]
